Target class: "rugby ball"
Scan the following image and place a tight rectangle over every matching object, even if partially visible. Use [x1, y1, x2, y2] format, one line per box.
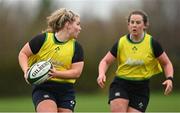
[27, 60, 53, 85]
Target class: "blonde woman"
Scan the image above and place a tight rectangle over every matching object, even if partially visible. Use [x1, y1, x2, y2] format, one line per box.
[97, 10, 173, 112]
[18, 8, 84, 112]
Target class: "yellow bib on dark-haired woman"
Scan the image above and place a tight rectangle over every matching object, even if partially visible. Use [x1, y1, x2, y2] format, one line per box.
[116, 33, 162, 80]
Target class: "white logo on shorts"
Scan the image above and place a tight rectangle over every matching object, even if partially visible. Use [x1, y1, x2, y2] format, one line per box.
[138, 102, 144, 109]
[70, 100, 75, 107]
[115, 92, 120, 96]
[43, 94, 49, 98]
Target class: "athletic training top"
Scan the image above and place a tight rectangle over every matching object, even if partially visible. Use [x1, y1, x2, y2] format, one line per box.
[110, 33, 163, 80]
[28, 32, 83, 83]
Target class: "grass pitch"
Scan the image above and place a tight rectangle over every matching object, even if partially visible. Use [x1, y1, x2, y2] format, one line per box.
[0, 92, 179, 112]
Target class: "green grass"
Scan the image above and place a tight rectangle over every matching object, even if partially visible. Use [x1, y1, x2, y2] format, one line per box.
[75, 93, 109, 112]
[147, 92, 180, 112]
[0, 96, 34, 112]
[0, 92, 179, 112]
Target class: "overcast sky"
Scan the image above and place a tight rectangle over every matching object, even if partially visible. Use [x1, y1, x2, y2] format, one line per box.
[1, 0, 142, 20]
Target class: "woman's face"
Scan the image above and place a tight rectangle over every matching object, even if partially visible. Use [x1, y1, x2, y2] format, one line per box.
[128, 14, 146, 37]
[68, 17, 81, 38]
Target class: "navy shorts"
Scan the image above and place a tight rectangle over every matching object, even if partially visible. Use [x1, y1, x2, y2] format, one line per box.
[109, 76, 150, 112]
[32, 81, 76, 111]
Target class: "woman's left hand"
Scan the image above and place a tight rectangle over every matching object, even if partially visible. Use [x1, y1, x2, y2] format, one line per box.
[48, 67, 59, 78]
[162, 79, 173, 95]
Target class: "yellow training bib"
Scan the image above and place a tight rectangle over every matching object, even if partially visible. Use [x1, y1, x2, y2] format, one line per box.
[116, 33, 162, 80]
[28, 33, 76, 83]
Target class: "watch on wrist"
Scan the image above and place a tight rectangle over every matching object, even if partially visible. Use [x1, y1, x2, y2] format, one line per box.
[166, 76, 173, 83]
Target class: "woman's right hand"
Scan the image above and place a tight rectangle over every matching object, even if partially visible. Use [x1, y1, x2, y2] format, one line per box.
[97, 74, 106, 88]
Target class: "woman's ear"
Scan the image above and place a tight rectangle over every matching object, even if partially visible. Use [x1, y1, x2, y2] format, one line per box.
[144, 22, 149, 30]
[64, 21, 70, 29]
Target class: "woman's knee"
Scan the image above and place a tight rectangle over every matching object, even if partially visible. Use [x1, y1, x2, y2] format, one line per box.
[36, 99, 57, 112]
